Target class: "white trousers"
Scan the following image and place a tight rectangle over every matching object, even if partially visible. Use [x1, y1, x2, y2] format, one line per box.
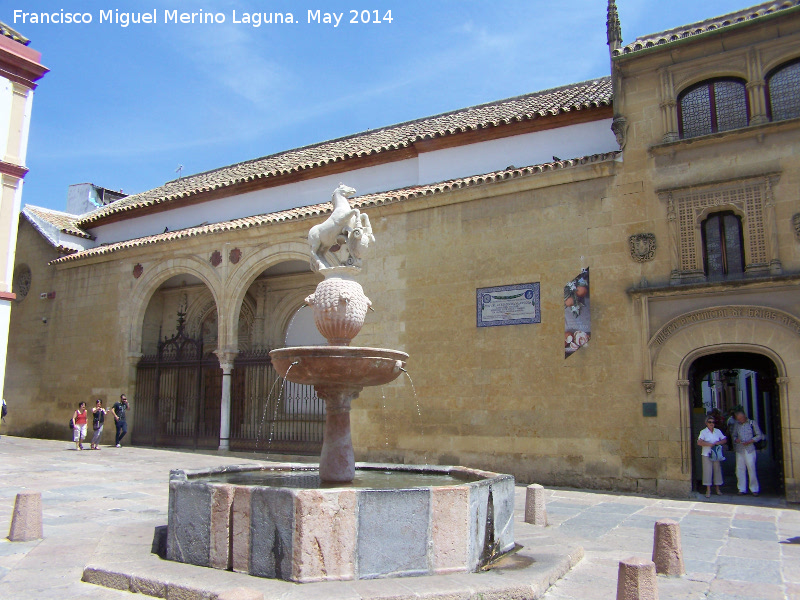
[735, 450, 759, 493]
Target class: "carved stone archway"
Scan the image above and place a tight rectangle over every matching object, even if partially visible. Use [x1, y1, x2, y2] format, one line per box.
[649, 309, 798, 500]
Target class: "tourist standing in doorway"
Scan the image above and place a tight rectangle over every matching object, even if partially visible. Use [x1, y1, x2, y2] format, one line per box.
[91, 399, 106, 450]
[697, 416, 727, 498]
[111, 394, 129, 448]
[731, 409, 764, 495]
[72, 402, 88, 450]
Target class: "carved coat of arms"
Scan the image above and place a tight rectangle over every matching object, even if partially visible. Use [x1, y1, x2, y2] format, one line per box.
[629, 233, 656, 263]
[793, 213, 800, 241]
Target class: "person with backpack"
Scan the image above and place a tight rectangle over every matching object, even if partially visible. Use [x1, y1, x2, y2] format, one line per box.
[91, 399, 107, 450]
[731, 408, 765, 496]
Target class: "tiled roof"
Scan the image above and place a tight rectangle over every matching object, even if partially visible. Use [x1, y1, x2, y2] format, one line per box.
[52, 152, 620, 264]
[21, 207, 95, 255]
[614, 0, 800, 56]
[0, 21, 30, 46]
[77, 77, 612, 227]
[23, 206, 94, 239]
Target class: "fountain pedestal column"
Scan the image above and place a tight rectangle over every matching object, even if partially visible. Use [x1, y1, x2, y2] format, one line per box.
[316, 385, 362, 482]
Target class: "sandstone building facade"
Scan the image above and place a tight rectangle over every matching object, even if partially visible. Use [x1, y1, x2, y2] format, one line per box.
[5, 2, 800, 499]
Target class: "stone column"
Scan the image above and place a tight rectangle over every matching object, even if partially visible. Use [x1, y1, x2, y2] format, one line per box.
[677, 380, 691, 475]
[216, 350, 238, 451]
[777, 377, 795, 501]
[126, 352, 143, 438]
[666, 194, 681, 283]
[763, 177, 782, 275]
[659, 70, 679, 142]
[252, 281, 267, 349]
[316, 385, 362, 482]
[747, 80, 769, 126]
[746, 49, 769, 126]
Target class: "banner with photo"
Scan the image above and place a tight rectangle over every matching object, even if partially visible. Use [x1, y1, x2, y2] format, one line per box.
[564, 268, 590, 358]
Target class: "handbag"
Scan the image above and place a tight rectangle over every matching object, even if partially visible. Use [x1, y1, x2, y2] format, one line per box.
[709, 444, 725, 462]
[69, 418, 75, 430]
[750, 422, 766, 451]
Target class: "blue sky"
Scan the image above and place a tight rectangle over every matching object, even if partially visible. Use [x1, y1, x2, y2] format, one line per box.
[6, 0, 752, 213]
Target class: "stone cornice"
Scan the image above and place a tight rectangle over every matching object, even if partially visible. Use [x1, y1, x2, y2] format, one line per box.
[0, 160, 28, 179]
[648, 116, 800, 157]
[628, 272, 800, 299]
[0, 34, 48, 88]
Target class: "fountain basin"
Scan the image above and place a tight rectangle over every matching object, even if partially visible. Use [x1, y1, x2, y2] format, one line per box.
[269, 346, 408, 388]
[166, 463, 515, 582]
[270, 346, 409, 483]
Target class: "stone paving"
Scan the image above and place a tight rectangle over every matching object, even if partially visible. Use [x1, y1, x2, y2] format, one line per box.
[1, 435, 799, 599]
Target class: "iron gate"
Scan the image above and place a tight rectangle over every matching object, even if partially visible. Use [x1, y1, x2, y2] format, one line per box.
[230, 349, 324, 454]
[133, 314, 221, 449]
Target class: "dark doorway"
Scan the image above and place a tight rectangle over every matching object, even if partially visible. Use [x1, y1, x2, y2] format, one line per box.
[688, 352, 784, 496]
[133, 312, 221, 449]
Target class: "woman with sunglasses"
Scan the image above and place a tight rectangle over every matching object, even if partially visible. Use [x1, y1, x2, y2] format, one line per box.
[697, 415, 727, 498]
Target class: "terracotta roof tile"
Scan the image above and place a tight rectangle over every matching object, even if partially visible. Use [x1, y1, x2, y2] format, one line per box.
[0, 21, 30, 46]
[23, 206, 94, 239]
[77, 77, 612, 226]
[614, 1, 800, 57]
[52, 152, 620, 265]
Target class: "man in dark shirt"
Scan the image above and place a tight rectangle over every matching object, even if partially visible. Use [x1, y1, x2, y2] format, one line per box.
[111, 394, 130, 448]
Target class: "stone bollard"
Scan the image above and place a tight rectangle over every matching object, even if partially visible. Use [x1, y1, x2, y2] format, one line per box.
[524, 484, 547, 526]
[616, 557, 658, 600]
[652, 518, 685, 576]
[8, 491, 43, 542]
[217, 588, 264, 600]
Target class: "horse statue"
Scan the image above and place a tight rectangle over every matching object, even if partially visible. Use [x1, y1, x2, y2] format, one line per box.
[308, 183, 374, 272]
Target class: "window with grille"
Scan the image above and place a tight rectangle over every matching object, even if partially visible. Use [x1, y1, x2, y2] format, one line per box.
[701, 212, 745, 278]
[767, 60, 800, 122]
[678, 79, 749, 138]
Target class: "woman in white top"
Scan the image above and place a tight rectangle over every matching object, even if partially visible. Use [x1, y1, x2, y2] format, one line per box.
[697, 416, 727, 498]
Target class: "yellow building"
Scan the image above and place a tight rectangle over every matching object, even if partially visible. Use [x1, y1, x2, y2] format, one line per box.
[6, 2, 800, 499]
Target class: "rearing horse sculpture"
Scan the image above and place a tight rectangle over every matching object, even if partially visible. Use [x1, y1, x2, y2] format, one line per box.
[308, 183, 371, 272]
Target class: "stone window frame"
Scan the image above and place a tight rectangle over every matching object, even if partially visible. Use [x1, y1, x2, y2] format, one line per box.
[677, 78, 750, 139]
[766, 58, 800, 122]
[657, 41, 800, 143]
[660, 174, 781, 284]
[700, 211, 746, 277]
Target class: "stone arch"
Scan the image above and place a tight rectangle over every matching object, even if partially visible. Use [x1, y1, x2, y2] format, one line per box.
[218, 240, 312, 351]
[270, 285, 318, 348]
[650, 311, 799, 498]
[125, 256, 223, 357]
[674, 72, 749, 97]
[762, 52, 800, 80]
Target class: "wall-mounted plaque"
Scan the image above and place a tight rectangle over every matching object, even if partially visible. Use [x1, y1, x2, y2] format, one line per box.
[476, 282, 540, 328]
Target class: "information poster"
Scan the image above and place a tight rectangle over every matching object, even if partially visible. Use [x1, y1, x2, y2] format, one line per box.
[476, 282, 540, 328]
[564, 268, 590, 358]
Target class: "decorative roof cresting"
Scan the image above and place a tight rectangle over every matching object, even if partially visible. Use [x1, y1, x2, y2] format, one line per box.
[614, 1, 800, 57]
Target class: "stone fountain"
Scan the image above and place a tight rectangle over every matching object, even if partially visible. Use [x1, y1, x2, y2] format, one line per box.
[166, 184, 515, 582]
[270, 182, 406, 483]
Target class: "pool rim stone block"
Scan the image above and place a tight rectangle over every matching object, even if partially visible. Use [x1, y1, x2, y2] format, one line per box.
[166, 463, 515, 583]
